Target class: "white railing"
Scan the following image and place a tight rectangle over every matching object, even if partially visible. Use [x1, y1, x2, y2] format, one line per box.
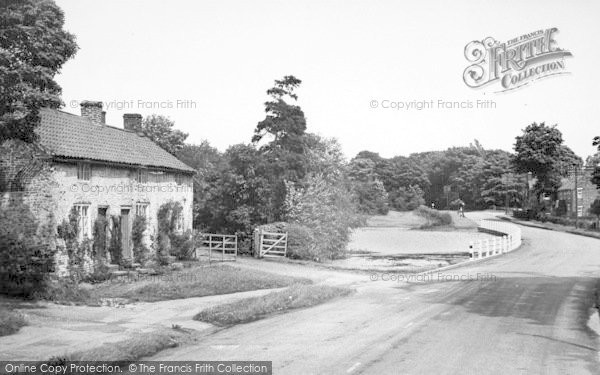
[469, 220, 522, 260]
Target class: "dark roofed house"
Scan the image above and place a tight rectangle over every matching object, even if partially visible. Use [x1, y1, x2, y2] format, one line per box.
[556, 169, 599, 218]
[0, 101, 194, 276]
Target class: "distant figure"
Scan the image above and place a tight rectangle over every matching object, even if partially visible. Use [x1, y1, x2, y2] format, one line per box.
[431, 202, 435, 210]
[459, 202, 465, 217]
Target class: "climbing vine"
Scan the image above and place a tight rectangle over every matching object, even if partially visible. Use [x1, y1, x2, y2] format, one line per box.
[108, 215, 122, 265]
[132, 215, 149, 264]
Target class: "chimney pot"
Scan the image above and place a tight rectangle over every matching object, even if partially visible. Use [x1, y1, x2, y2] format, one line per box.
[80, 101, 103, 123]
[123, 113, 143, 131]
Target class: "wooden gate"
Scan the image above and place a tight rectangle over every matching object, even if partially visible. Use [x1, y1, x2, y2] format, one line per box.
[194, 233, 237, 262]
[258, 231, 288, 258]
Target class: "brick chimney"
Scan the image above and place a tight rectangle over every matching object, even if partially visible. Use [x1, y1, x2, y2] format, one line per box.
[101, 111, 106, 124]
[80, 101, 103, 123]
[123, 113, 142, 131]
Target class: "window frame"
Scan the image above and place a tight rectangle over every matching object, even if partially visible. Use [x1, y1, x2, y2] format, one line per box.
[135, 202, 149, 219]
[77, 162, 91, 181]
[74, 204, 91, 240]
[136, 168, 148, 184]
[175, 173, 183, 186]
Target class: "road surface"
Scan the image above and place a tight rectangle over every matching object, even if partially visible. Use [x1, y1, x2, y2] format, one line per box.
[153, 215, 600, 374]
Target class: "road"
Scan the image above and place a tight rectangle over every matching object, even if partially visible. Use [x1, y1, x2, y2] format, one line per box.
[153, 215, 600, 374]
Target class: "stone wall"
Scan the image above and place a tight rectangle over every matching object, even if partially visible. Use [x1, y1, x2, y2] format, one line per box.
[0, 139, 59, 248]
[53, 161, 194, 263]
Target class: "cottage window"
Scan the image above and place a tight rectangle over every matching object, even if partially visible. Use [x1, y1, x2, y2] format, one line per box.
[136, 168, 148, 184]
[135, 203, 148, 219]
[77, 162, 91, 180]
[576, 188, 583, 200]
[175, 173, 183, 186]
[577, 205, 583, 217]
[74, 204, 91, 240]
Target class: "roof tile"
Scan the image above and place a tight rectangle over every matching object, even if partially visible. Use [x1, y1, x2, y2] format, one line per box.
[36, 108, 194, 173]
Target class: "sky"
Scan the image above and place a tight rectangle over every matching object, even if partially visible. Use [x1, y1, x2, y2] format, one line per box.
[54, 0, 600, 160]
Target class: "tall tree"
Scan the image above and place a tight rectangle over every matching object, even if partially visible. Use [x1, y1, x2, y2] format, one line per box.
[252, 76, 309, 220]
[0, 0, 78, 142]
[133, 114, 188, 155]
[511, 123, 568, 198]
[252, 75, 306, 153]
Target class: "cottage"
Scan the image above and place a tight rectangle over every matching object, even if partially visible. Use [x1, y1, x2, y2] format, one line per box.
[556, 169, 599, 217]
[0, 101, 194, 275]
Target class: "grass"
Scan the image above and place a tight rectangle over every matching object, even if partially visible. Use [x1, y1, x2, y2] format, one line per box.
[415, 206, 453, 228]
[194, 283, 353, 326]
[49, 328, 188, 362]
[89, 264, 310, 303]
[37, 279, 94, 305]
[0, 306, 27, 336]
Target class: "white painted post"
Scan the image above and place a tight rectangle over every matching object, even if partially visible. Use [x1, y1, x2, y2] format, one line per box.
[502, 235, 508, 253]
[469, 241, 474, 260]
[477, 240, 482, 259]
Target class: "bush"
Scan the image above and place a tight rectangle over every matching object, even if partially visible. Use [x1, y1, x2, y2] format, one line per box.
[389, 186, 425, 211]
[415, 206, 453, 227]
[83, 262, 111, 284]
[37, 279, 92, 305]
[0, 308, 26, 336]
[92, 216, 108, 261]
[353, 179, 389, 215]
[156, 201, 184, 264]
[170, 230, 195, 260]
[284, 175, 365, 260]
[108, 215, 122, 265]
[132, 215, 150, 264]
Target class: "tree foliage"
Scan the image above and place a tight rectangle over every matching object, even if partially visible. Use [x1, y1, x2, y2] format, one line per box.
[133, 114, 188, 155]
[0, 0, 78, 142]
[511, 123, 581, 198]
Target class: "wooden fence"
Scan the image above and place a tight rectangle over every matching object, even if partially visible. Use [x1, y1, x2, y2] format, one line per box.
[469, 220, 522, 260]
[194, 233, 237, 262]
[255, 230, 288, 258]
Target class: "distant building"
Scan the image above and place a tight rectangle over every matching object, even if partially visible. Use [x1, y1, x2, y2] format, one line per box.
[556, 169, 599, 217]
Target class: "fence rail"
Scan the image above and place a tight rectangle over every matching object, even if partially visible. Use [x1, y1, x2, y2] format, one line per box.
[194, 233, 237, 262]
[469, 220, 522, 260]
[255, 230, 288, 258]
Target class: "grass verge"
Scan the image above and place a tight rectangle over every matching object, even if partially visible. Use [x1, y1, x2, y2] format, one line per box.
[90, 264, 310, 303]
[0, 307, 27, 336]
[35, 264, 309, 305]
[415, 206, 453, 229]
[48, 328, 188, 362]
[194, 283, 353, 326]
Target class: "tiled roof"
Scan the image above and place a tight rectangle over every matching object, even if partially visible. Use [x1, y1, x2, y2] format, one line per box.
[36, 108, 194, 173]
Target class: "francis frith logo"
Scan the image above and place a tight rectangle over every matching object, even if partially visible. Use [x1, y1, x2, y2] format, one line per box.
[463, 28, 572, 92]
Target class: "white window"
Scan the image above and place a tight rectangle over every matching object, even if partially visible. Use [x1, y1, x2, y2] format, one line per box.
[135, 203, 148, 219]
[74, 204, 91, 240]
[576, 188, 583, 200]
[136, 168, 148, 183]
[577, 205, 583, 217]
[77, 162, 91, 180]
